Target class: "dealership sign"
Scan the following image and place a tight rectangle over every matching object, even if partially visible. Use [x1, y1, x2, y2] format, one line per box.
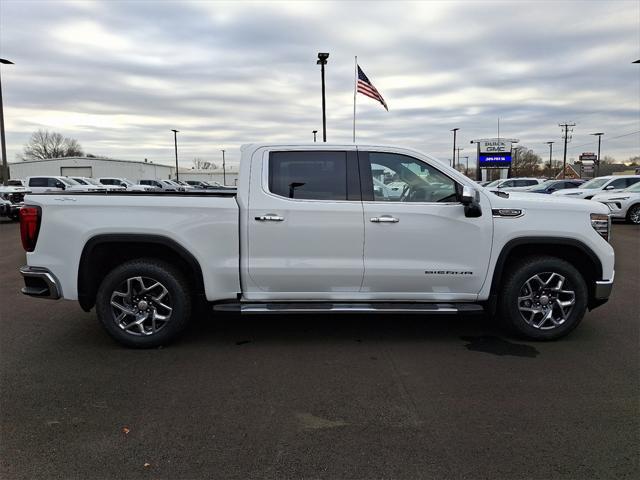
[478, 139, 514, 168]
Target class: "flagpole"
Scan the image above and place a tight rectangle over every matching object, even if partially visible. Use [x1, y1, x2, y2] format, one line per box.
[353, 55, 357, 143]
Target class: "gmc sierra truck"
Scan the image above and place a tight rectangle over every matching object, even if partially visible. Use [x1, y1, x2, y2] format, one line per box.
[19, 144, 614, 347]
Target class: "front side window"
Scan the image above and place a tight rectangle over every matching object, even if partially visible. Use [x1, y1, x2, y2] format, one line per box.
[269, 151, 348, 200]
[608, 178, 627, 189]
[366, 152, 457, 202]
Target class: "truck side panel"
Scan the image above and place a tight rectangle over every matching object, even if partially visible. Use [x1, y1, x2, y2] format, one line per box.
[25, 194, 241, 302]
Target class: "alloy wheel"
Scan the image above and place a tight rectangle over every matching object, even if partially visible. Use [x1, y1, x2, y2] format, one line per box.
[110, 276, 173, 336]
[517, 272, 576, 330]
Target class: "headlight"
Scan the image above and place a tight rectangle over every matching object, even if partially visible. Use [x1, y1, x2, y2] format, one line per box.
[590, 213, 611, 242]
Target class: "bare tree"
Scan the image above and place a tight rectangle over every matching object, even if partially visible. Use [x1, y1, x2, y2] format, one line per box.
[511, 146, 542, 177]
[192, 157, 215, 170]
[20, 130, 84, 160]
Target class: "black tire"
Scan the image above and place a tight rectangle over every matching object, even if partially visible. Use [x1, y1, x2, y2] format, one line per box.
[95, 258, 191, 348]
[497, 255, 588, 340]
[626, 203, 640, 224]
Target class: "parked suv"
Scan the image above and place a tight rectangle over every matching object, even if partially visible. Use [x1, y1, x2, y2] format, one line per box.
[139, 179, 183, 191]
[485, 178, 545, 191]
[591, 181, 640, 224]
[98, 177, 153, 192]
[72, 177, 125, 191]
[552, 175, 640, 200]
[523, 179, 586, 194]
[26, 176, 105, 193]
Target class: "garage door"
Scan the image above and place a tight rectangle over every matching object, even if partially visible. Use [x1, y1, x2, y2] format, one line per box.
[60, 166, 92, 177]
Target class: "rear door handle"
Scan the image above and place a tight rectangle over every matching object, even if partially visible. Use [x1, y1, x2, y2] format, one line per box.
[255, 214, 284, 222]
[370, 215, 399, 223]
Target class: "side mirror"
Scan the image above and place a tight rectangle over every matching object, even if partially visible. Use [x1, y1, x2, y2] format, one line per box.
[548, 188, 557, 193]
[56, 182, 65, 190]
[604, 185, 615, 190]
[461, 185, 482, 218]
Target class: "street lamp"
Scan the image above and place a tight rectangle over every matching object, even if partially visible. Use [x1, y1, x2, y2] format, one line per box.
[546, 141, 554, 177]
[461, 155, 469, 175]
[455, 147, 463, 171]
[221, 149, 226, 186]
[312, 130, 318, 143]
[450, 128, 459, 169]
[0, 58, 14, 186]
[317, 52, 329, 142]
[171, 129, 179, 181]
[590, 132, 604, 177]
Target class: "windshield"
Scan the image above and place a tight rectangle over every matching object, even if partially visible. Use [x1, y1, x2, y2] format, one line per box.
[624, 182, 640, 193]
[83, 178, 102, 185]
[119, 179, 134, 186]
[73, 178, 88, 185]
[580, 177, 609, 189]
[60, 177, 80, 186]
[485, 179, 502, 187]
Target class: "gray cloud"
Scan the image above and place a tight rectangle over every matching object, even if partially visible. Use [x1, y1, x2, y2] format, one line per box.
[1, 0, 638, 168]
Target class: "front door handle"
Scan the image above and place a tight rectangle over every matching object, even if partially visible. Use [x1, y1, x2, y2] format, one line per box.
[255, 214, 284, 222]
[370, 215, 399, 223]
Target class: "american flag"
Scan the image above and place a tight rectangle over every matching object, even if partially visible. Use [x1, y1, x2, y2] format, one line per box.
[357, 65, 388, 111]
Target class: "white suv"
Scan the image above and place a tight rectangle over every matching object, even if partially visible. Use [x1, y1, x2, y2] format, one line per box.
[72, 177, 125, 192]
[484, 178, 545, 191]
[26, 176, 105, 193]
[553, 175, 640, 200]
[98, 177, 153, 192]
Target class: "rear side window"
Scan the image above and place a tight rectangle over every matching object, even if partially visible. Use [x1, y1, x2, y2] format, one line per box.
[269, 151, 348, 200]
[29, 177, 47, 187]
[520, 180, 538, 187]
[626, 178, 640, 187]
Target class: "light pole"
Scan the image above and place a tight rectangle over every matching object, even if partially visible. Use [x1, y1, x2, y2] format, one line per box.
[312, 130, 317, 143]
[455, 147, 463, 171]
[546, 141, 554, 177]
[317, 52, 329, 142]
[171, 129, 179, 181]
[0, 58, 13, 186]
[591, 132, 604, 177]
[450, 128, 459, 169]
[221, 149, 226, 185]
[462, 155, 469, 176]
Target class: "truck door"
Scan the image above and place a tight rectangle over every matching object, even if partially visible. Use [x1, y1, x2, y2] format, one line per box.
[244, 149, 364, 299]
[359, 150, 493, 300]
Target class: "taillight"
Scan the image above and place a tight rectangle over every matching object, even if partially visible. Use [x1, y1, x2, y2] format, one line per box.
[19, 206, 41, 252]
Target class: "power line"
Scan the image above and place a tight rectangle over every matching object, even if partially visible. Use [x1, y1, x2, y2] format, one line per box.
[567, 129, 640, 151]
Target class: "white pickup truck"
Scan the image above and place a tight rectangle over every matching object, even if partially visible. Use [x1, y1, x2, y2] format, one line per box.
[19, 144, 615, 347]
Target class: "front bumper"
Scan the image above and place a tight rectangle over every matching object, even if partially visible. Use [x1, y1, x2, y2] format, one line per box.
[594, 275, 614, 300]
[20, 266, 62, 299]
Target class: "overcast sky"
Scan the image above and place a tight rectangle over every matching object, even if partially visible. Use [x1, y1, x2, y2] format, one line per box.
[1, 0, 639, 168]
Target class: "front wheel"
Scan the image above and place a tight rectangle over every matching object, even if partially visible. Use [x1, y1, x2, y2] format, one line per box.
[498, 256, 588, 340]
[626, 204, 640, 224]
[95, 259, 192, 348]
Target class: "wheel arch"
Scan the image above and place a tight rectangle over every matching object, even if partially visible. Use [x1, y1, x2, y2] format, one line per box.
[488, 237, 603, 313]
[78, 234, 205, 311]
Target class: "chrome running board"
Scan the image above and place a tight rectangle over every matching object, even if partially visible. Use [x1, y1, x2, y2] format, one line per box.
[213, 302, 484, 315]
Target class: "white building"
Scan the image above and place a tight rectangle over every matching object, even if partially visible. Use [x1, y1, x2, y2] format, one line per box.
[8, 157, 174, 181]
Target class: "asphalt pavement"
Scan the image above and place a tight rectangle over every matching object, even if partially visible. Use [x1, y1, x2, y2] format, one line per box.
[1, 220, 638, 479]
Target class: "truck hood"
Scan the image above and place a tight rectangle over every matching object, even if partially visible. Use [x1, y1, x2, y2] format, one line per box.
[487, 190, 609, 215]
[0, 186, 30, 194]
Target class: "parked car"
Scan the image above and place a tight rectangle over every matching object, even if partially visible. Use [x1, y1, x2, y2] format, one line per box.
[0, 184, 30, 220]
[97, 177, 153, 192]
[591, 182, 640, 224]
[522, 179, 586, 194]
[172, 180, 197, 190]
[138, 179, 184, 191]
[484, 177, 545, 191]
[19, 143, 614, 348]
[72, 177, 125, 192]
[26, 176, 105, 193]
[552, 175, 640, 200]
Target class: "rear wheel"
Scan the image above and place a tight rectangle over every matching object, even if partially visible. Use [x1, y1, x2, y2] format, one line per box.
[626, 204, 640, 224]
[498, 255, 588, 340]
[95, 259, 191, 348]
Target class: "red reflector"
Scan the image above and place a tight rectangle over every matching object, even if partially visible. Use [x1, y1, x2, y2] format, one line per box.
[19, 206, 41, 252]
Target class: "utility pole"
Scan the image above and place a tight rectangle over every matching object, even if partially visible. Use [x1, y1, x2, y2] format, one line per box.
[221, 149, 226, 185]
[451, 128, 459, 169]
[0, 58, 14, 186]
[171, 129, 179, 181]
[591, 132, 604, 177]
[546, 141, 554, 178]
[312, 130, 317, 143]
[462, 155, 469, 176]
[317, 53, 329, 142]
[559, 122, 575, 179]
